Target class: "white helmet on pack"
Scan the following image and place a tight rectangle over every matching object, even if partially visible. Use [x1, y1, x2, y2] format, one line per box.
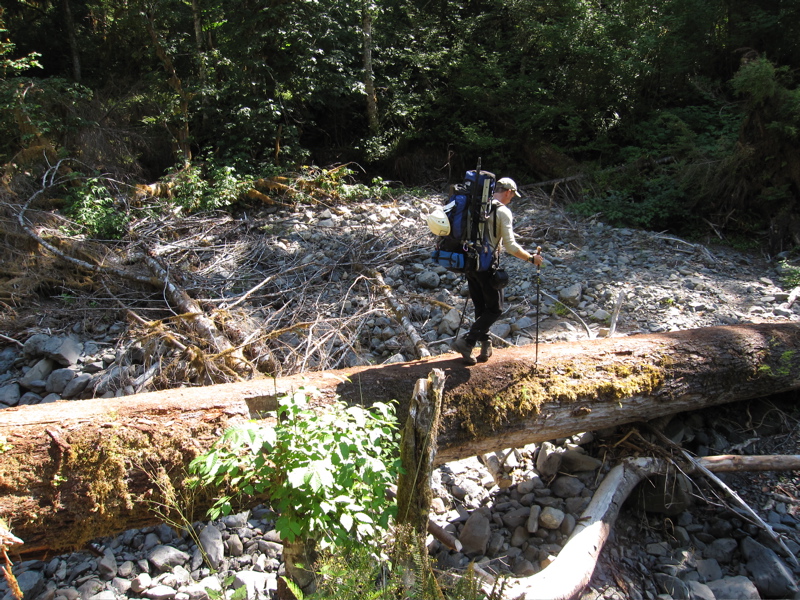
[426, 207, 451, 236]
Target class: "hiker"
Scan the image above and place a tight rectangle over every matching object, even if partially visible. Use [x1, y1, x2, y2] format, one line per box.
[451, 177, 543, 365]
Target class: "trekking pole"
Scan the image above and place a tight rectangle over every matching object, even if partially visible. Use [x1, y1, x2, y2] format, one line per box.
[455, 296, 469, 339]
[535, 251, 541, 372]
[456, 292, 470, 340]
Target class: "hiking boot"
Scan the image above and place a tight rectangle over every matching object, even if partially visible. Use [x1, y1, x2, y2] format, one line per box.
[451, 337, 477, 365]
[477, 340, 493, 363]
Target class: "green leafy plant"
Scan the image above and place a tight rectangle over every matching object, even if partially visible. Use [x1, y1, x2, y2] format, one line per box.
[552, 302, 570, 317]
[169, 161, 252, 213]
[64, 176, 129, 239]
[778, 260, 800, 289]
[189, 386, 401, 550]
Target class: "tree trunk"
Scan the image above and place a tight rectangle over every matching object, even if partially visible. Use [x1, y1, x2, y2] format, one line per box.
[1, 323, 799, 557]
[362, 5, 379, 135]
[62, 0, 81, 83]
[396, 369, 444, 536]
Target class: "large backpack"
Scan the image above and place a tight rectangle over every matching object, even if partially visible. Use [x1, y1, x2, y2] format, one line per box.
[429, 165, 498, 273]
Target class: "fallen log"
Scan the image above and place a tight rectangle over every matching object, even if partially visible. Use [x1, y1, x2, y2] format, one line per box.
[1, 322, 799, 556]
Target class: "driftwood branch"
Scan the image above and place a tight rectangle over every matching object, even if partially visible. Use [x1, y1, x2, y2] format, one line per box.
[364, 267, 431, 358]
[500, 452, 800, 600]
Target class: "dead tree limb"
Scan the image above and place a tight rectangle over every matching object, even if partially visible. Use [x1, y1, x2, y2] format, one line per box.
[503, 457, 660, 600]
[142, 252, 250, 378]
[696, 454, 800, 472]
[364, 268, 431, 358]
[501, 451, 800, 600]
[2, 323, 800, 556]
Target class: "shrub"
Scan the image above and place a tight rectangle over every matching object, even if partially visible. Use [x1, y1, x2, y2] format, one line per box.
[189, 386, 401, 550]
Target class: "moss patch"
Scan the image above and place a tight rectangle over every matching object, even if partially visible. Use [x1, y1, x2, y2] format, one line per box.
[452, 356, 666, 439]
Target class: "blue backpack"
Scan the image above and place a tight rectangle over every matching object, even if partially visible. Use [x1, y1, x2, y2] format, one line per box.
[431, 168, 498, 273]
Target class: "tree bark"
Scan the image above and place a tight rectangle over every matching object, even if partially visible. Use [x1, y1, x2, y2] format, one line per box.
[1, 322, 799, 556]
[396, 369, 444, 536]
[62, 0, 81, 83]
[362, 4, 379, 135]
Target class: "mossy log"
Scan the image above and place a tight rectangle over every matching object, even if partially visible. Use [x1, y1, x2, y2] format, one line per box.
[1, 322, 800, 557]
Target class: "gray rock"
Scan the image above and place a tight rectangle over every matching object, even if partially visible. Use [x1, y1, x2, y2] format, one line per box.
[502, 507, 531, 530]
[45, 336, 82, 366]
[459, 510, 491, 557]
[0, 347, 18, 373]
[740, 536, 799, 598]
[685, 580, 715, 600]
[9, 570, 44, 600]
[416, 271, 441, 289]
[77, 578, 104, 600]
[198, 525, 225, 570]
[232, 570, 269, 600]
[98, 550, 117, 580]
[550, 475, 585, 498]
[111, 578, 132, 595]
[131, 573, 153, 594]
[695, 558, 723, 582]
[527, 505, 542, 533]
[560, 513, 576, 535]
[539, 506, 565, 530]
[0, 383, 20, 406]
[117, 561, 134, 578]
[510, 525, 529, 547]
[142, 532, 161, 551]
[18, 391, 42, 405]
[23, 333, 50, 357]
[559, 283, 582, 307]
[185, 575, 222, 600]
[706, 575, 761, 599]
[512, 557, 537, 577]
[62, 373, 92, 399]
[536, 442, 563, 478]
[560, 449, 602, 473]
[143, 584, 177, 600]
[147, 545, 190, 572]
[655, 573, 689, 599]
[704, 537, 738, 564]
[487, 532, 505, 557]
[20, 358, 56, 390]
[437, 308, 462, 335]
[227, 533, 244, 557]
[45, 368, 75, 394]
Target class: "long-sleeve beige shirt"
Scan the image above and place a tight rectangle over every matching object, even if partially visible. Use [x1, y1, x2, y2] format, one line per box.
[483, 201, 526, 259]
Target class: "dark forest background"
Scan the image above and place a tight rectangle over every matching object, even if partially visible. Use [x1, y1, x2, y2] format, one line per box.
[2, 0, 800, 251]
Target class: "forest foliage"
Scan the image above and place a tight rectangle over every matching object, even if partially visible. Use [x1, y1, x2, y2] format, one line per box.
[2, 0, 800, 250]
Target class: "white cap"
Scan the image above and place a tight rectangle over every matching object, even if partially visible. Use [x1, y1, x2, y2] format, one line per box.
[496, 177, 521, 197]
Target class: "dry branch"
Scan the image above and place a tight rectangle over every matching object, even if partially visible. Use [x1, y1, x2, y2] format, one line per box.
[500, 451, 800, 600]
[364, 267, 431, 358]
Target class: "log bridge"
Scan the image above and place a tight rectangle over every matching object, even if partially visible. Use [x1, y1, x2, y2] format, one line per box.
[1, 322, 799, 558]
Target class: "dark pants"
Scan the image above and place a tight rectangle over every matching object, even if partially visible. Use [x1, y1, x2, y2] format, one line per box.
[464, 270, 503, 345]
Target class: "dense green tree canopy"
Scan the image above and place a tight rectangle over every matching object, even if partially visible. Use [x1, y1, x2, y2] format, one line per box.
[1, 0, 799, 248]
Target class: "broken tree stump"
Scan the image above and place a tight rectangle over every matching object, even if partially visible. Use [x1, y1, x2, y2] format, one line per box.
[1, 322, 799, 556]
[396, 369, 444, 536]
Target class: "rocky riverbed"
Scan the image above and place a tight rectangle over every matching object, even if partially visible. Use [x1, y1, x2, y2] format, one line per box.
[1, 191, 799, 599]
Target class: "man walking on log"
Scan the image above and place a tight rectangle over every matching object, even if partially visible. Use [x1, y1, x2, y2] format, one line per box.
[451, 177, 543, 365]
